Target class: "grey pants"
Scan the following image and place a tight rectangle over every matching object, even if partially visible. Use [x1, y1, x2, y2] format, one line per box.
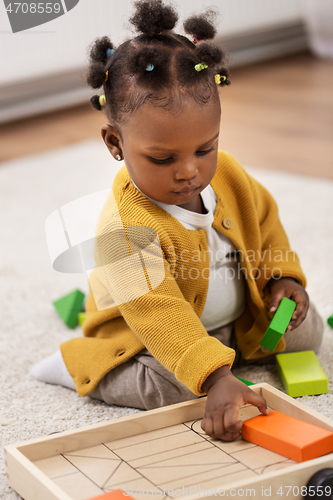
[89, 302, 324, 410]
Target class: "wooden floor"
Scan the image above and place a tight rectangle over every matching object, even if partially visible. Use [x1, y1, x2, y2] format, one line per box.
[1, 51, 332, 179]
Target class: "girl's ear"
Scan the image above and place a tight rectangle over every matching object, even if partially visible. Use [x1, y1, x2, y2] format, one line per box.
[101, 124, 123, 160]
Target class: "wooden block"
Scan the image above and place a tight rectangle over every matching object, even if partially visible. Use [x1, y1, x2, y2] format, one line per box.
[327, 314, 333, 328]
[89, 490, 134, 500]
[78, 312, 86, 326]
[236, 376, 255, 386]
[260, 297, 296, 351]
[241, 409, 333, 462]
[53, 289, 85, 329]
[276, 350, 328, 397]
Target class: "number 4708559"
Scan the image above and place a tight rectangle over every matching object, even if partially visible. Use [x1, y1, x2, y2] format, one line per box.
[5, 3, 61, 14]
[277, 485, 331, 496]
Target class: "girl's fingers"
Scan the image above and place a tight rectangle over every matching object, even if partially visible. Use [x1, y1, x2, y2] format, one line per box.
[201, 416, 213, 437]
[286, 296, 308, 331]
[269, 291, 285, 313]
[287, 312, 307, 331]
[224, 404, 243, 433]
[245, 390, 268, 416]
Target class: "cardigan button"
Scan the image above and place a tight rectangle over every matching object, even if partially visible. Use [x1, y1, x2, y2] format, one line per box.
[222, 217, 232, 229]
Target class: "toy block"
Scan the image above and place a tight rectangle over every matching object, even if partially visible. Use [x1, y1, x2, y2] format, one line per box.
[242, 409, 333, 462]
[53, 289, 85, 329]
[276, 350, 328, 397]
[89, 490, 134, 500]
[78, 312, 86, 326]
[260, 297, 296, 351]
[327, 314, 333, 328]
[83, 293, 88, 311]
[236, 376, 255, 386]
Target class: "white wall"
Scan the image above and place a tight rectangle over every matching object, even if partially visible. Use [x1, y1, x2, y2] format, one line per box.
[0, 0, 303, 85]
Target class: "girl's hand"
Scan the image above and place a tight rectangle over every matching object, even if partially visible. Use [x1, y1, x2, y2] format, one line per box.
[267, 277, 309, 332]
[201, 366, 268, 441]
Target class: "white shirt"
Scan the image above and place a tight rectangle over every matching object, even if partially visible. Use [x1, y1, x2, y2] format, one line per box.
[132, 182, 246, 331]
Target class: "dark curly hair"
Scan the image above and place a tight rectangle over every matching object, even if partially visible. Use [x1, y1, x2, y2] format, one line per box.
[86, 0, 230, 126]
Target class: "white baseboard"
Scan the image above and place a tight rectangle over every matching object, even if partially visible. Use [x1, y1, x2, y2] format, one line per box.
[219, 20, 308, 67]
[0, 21, 308, 125]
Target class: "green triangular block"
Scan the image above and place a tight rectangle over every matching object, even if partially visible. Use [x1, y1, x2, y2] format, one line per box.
[53, 289, 85, 329]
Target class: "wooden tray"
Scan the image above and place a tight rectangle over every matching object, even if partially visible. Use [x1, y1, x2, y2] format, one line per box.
[5, 383, 333, 500]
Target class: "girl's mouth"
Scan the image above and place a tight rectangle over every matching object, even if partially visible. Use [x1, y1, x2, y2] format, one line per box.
[174, 186, 199, 198]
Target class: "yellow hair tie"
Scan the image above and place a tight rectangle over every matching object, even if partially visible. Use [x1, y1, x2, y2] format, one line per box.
[195, 63, 208, 72]
[99, 95, 106, 107]
[215, 74, 226, 85]
[104, 71, 109, 82]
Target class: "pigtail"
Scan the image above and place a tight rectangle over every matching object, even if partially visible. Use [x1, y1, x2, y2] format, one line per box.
[86, 36, 115, 89]
[215, 68, 230, 86]
[90, 36, 114, 64]
[183, 9, 218, 42]
[130, 0, 178, 34]
[195, 43, 223, 66]
[90, 95, 103, 111]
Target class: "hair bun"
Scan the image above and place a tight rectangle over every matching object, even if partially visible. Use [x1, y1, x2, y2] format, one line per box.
[90, 95, 103, 111]
[215, 68, 230, 86]
[183, 9, 218, 41]
[86, 61, 107, 89]
[130, 0, 178, 34]
[195, 42, 224, 66]
[89, 36, 114, 64]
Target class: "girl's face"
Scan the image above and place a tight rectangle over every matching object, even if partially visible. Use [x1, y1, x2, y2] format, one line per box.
[102, 97, 221, 212]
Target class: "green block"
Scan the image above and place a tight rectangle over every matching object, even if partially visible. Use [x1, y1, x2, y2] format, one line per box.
[53, 289, 85, 329]
[260, 297, 296, 351]
[236, 377, 255, 386]
[276, 350, 328, 397]
[327, 314, 333, 328]
[78, 312, 86, 327]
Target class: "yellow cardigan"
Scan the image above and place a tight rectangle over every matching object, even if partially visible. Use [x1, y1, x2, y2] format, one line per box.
[61, 151, 306, 397]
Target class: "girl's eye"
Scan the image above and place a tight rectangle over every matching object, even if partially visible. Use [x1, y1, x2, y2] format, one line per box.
[148, 157, 173, 164]
[196, 146, 214, 156]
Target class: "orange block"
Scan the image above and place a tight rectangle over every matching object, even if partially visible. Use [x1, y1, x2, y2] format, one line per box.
[89, 490, 134, 500]
[241, 410, 333, 462]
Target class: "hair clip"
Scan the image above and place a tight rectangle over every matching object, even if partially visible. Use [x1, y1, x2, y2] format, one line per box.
[99, 95, 106, 106]
[193, 36, 203, 44]
[106, 48, 114, 57]
[215, 74, 226, 84]
[146, 63, 154, 71]
[195, 63, 208, 72]
[104, 70, 109, 82]
[152, 32, 162, 35]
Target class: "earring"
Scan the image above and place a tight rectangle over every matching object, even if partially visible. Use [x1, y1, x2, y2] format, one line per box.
[115, 154, 122, 161]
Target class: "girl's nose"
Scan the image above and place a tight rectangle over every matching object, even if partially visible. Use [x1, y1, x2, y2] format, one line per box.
[174, 161, 198, 181]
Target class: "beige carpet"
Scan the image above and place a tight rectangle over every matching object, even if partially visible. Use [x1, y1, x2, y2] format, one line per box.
[1, 141, 333, 499]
